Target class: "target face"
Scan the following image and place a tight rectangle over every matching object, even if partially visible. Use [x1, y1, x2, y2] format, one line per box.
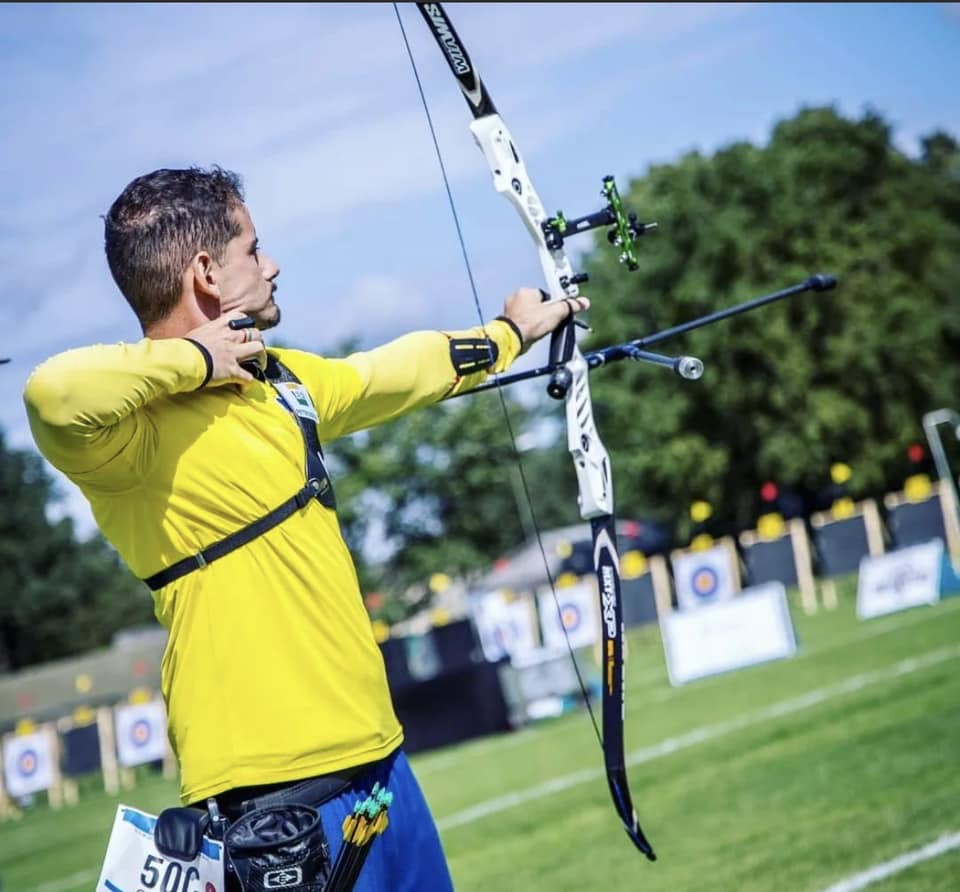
[17, 748, 38, 777]
[691, 565, 720, 599]
[560, 602, 582, 630]
[130, 718, 152, 748]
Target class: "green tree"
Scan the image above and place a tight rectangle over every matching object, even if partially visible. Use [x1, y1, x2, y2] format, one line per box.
[0, 431, 155, 671]
[574, 105, 960, 543]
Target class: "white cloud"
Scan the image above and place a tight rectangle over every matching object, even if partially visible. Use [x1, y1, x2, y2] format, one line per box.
[289, 272, 433, 350]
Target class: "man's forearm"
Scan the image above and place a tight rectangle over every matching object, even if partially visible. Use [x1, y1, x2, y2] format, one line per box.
[291, 319, 521, 442]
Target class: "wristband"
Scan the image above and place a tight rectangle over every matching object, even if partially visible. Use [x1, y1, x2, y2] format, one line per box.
[183, 338, 214, 389]
[493, 315, 524, 352]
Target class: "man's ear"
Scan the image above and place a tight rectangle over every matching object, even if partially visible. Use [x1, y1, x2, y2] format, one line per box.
[190, 251, 220, 299]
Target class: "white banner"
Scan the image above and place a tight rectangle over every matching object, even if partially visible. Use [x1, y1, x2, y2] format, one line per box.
[3, 729, 54, 797]
[472, 590, 540, 663]
[673, 544, 738, 611]
[537, 582, 599, 652]
[661, 582, 797, 685]
[97, 805, 224, 892]
[115, 701, 168, 767]
[857, 540, 943, 620]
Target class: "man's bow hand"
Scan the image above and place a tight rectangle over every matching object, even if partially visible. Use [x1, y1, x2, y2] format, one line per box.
[500, 288, 590, 354]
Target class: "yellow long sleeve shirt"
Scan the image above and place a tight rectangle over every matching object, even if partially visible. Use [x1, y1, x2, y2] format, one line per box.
[23, 321, 520, 804]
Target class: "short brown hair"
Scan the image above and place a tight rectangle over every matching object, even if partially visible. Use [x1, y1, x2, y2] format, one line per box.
[104, 166, 245, 328]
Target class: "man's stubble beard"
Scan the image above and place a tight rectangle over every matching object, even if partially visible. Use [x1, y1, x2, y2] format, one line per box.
[259, 303, 282, 331]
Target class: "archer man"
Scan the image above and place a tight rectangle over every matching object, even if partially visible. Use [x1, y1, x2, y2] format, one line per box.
[23, 166, 586, 891]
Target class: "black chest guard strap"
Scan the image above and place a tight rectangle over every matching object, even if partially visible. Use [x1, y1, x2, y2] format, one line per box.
[142, 356, 336, 592]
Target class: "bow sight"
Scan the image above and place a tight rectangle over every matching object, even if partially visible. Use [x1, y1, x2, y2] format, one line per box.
[540, 176, 655, 399]
[542, 176, 657, 274]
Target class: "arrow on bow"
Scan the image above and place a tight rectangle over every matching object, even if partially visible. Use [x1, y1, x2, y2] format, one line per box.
[394, 2, 836, 860]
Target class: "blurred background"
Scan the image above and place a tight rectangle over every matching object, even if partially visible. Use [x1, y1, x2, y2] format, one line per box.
[1, 3, 959, 891]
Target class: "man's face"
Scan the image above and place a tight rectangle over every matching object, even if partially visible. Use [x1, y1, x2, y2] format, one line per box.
[214, 204, 281, 329]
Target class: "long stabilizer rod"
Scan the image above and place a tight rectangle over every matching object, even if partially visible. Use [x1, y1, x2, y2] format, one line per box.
[454, 274, 836, 397]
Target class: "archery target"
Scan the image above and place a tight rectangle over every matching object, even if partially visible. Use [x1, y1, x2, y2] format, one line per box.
[17, 748, 38, 777]
[673, 543, 737, 611]
[130, 718, 152, 748]
[115, 701, 168, 767]
[691, 565, 720, 599]
[3, 730, 54, 797]
[560, 601, 583, 631]
[472, 590, 539, 663]
[538, 583, 599, 651]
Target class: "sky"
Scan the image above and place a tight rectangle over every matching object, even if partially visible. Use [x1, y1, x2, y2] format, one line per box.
[1, 2, 958, 538]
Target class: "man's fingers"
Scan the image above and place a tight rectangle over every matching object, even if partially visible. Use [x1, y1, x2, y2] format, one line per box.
[230, 326, 263, 346]
[499, 289, 593, 350]
[554, 296, 589, 322]
[229, 358, 256, 385]
[237, 340, 266, 358]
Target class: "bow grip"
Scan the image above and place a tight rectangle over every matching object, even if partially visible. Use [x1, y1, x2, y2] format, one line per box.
[542, 290, 577, 400]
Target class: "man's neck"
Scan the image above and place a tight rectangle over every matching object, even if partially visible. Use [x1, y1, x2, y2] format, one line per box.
[145, 301, 214, 340]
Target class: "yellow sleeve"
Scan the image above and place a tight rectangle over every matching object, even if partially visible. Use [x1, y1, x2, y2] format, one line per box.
[276, 319, 522, 440]
[22, 338, 209, 490]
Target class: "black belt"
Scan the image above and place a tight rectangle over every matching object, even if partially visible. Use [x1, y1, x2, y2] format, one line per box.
[202, 763, 370, 819]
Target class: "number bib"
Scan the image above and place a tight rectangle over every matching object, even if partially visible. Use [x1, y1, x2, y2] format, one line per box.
[97, 805, 225, 892]
[275, 382, 320, 423]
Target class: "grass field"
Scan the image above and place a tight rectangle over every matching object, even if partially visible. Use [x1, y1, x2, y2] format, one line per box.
[2, 578, 959, 891]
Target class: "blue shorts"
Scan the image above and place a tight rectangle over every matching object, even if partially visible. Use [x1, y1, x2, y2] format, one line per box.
[317, 748, 454, 892]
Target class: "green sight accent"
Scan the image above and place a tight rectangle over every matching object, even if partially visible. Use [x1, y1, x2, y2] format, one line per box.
[602, 176, 639, 269]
